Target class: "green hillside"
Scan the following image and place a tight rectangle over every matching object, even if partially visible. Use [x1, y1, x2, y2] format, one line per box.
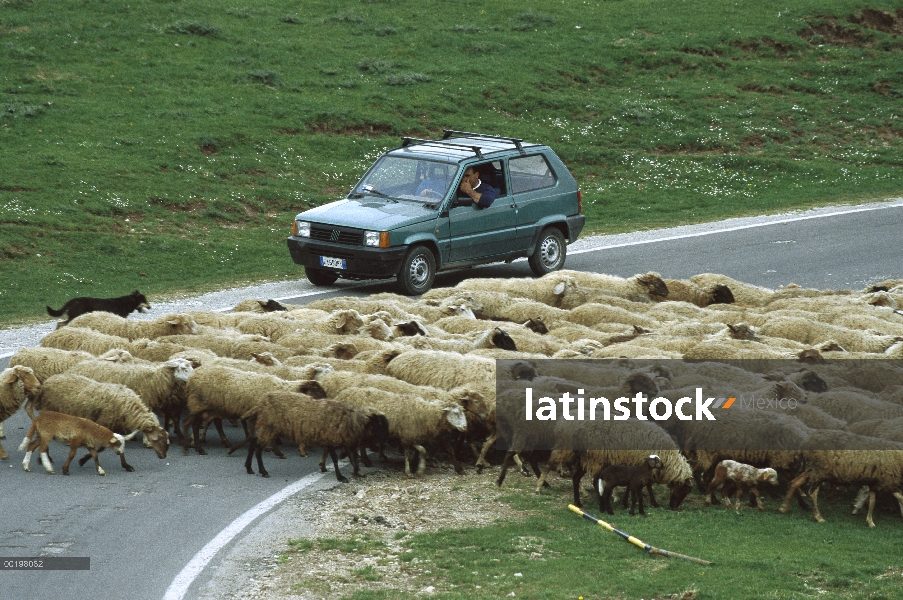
[2, 0, 902, 322]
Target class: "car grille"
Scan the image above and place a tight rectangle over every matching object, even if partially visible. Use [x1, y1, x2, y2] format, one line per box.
[310, 226, 363, 245]
[307, 246, 355, 259]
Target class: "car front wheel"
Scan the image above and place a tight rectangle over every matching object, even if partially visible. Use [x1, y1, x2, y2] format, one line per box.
[528, 227, 566, 276]
[306, 268, 339, 287]
[396, 246, 436, 295]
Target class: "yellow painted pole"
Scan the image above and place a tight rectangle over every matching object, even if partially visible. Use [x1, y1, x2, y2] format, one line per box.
[568, 504, 713, 566]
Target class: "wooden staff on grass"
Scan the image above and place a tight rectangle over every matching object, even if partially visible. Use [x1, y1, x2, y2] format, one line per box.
[568, 504, 713, 566]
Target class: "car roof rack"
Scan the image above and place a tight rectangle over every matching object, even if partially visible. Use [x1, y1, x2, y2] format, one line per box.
[442, 130, 525, 152]
[401, 137, 483, 159]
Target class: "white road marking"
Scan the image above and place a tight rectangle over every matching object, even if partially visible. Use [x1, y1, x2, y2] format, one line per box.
[162, 470, 329, 600]
[568, 200, 903, 255]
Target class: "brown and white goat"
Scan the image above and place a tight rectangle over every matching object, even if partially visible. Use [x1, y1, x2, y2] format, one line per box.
[19, 410, 128, 476]
[706, 459, 778, 511]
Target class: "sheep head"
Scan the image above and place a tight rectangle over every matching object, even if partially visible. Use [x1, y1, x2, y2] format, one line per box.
[646, 454, 664, 470]
[449, 387, 489, 421]
[622, 372, 659, 397]
[727, 323, 758, 341]
[635, 272, 669, 299]
[668, 479, 694, 510]
[251, 352, 281, 366]
[523, 318, 549, 334]
[100, 349, 135, 362]
[4, 366, 41, 398]
[759, 468, 779, 485]
[491, 328, 518, 351]
[395, 320, 427, 337]
[330, 309, 365, 334]
[163, 358, 194, 383]
[362, 319, 394, 342]
[364, 412, 390, 446]
[259, 299, 288, 312]
[166, 314, 200, 335]
[509, 361, 538, 381]
[297, 380, 327, 399]
[709, 284, 735, 305]
[145, 426, 170, 459]
[110, 433, 126, 456]
[443, 405, 467, 432]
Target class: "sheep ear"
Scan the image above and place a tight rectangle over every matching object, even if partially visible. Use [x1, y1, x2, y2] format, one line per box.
[167, 318, 180, 325]
[553, 282, 566, 295]
[1, 369, 17, 385]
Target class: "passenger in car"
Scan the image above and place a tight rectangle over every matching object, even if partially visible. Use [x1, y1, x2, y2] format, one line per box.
[458, 165, 499, 208]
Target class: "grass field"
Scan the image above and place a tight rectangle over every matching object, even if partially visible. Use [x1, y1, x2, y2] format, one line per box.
[2, 0, 903, 323]
[279, 475, 903, 600]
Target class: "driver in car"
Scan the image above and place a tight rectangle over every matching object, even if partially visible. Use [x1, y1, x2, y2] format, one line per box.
[457, 165, 499, 208]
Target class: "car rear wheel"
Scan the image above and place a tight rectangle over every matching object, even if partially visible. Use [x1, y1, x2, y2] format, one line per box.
[396, 246, 436, 295]
[528, 227, 566, 276]
[306, 268, 339, 287]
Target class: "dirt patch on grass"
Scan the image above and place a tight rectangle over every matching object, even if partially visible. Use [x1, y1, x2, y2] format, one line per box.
[240, 462, 537, 599]
[849, 8, 903, 35]
[307, 123, 393, 136]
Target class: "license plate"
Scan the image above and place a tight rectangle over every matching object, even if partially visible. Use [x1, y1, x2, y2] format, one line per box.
[319, 256, 346, 269]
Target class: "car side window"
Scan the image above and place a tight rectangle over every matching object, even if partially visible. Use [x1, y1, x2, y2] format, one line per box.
[509, 154, 556, 194]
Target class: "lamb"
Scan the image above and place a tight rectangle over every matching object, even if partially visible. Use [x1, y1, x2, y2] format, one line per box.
[535, 419, 695, 512]
[19, 410, 127, 476]
[705, 460, 779, 511]
[0, 366, 42, 460]
[67, 358, 194, 441]
[9, 347, 96, 382]
[25, 373, 169, 469]
[333, 386, 469, 476]
[181, 365, 324, 454]
[66, 312, 200, 340]
[598, 454, 665, 515]
[779, 431, 903, 527]
[243, 391, 389, 482]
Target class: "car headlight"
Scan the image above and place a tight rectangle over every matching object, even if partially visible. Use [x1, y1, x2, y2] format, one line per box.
[295, 220, 310, 237]
[365, 231, 390, 248]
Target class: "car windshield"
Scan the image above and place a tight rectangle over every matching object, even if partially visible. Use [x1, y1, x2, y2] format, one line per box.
[351, 156, 457, 203]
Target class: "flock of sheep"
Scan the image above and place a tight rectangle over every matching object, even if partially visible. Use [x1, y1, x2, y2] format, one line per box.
[2, 269, 903, 527]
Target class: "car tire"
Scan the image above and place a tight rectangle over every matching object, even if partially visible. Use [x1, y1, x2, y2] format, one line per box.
[306, 268, 339, 287]
[396, 246, 436, 295]
[528, 227, 566, 276]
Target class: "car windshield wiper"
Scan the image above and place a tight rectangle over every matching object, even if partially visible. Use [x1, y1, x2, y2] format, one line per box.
[354, 185, 397, 201]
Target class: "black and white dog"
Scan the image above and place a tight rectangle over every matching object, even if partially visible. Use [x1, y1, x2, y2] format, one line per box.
[47, 290, 151, 328]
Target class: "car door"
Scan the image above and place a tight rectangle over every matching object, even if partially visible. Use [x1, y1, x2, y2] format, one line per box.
[447, 161, 516, 263]
[510, 153, 562, 250]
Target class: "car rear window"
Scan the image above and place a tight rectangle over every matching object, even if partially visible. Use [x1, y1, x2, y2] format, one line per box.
[509, 154, 556, 194]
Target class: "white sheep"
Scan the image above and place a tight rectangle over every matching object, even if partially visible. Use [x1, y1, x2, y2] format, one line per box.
[242, 391, 390, 482]
[40, 326, 137, 356]
[181, 364, 323, 454]
[67, 358, 194, 441]
[9, 347, 96, 382]
[66, 312, 200, 340]
[779, 430, 903, 527]
[26, 373, 170, 468]
[0, 366, 42, 460]
[333, 386, 468, 476]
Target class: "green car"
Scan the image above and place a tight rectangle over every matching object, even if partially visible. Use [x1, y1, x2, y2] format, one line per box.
[287, 131, 585, 295]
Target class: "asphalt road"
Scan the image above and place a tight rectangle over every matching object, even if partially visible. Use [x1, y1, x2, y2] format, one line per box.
[1, 202, 901, 600]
